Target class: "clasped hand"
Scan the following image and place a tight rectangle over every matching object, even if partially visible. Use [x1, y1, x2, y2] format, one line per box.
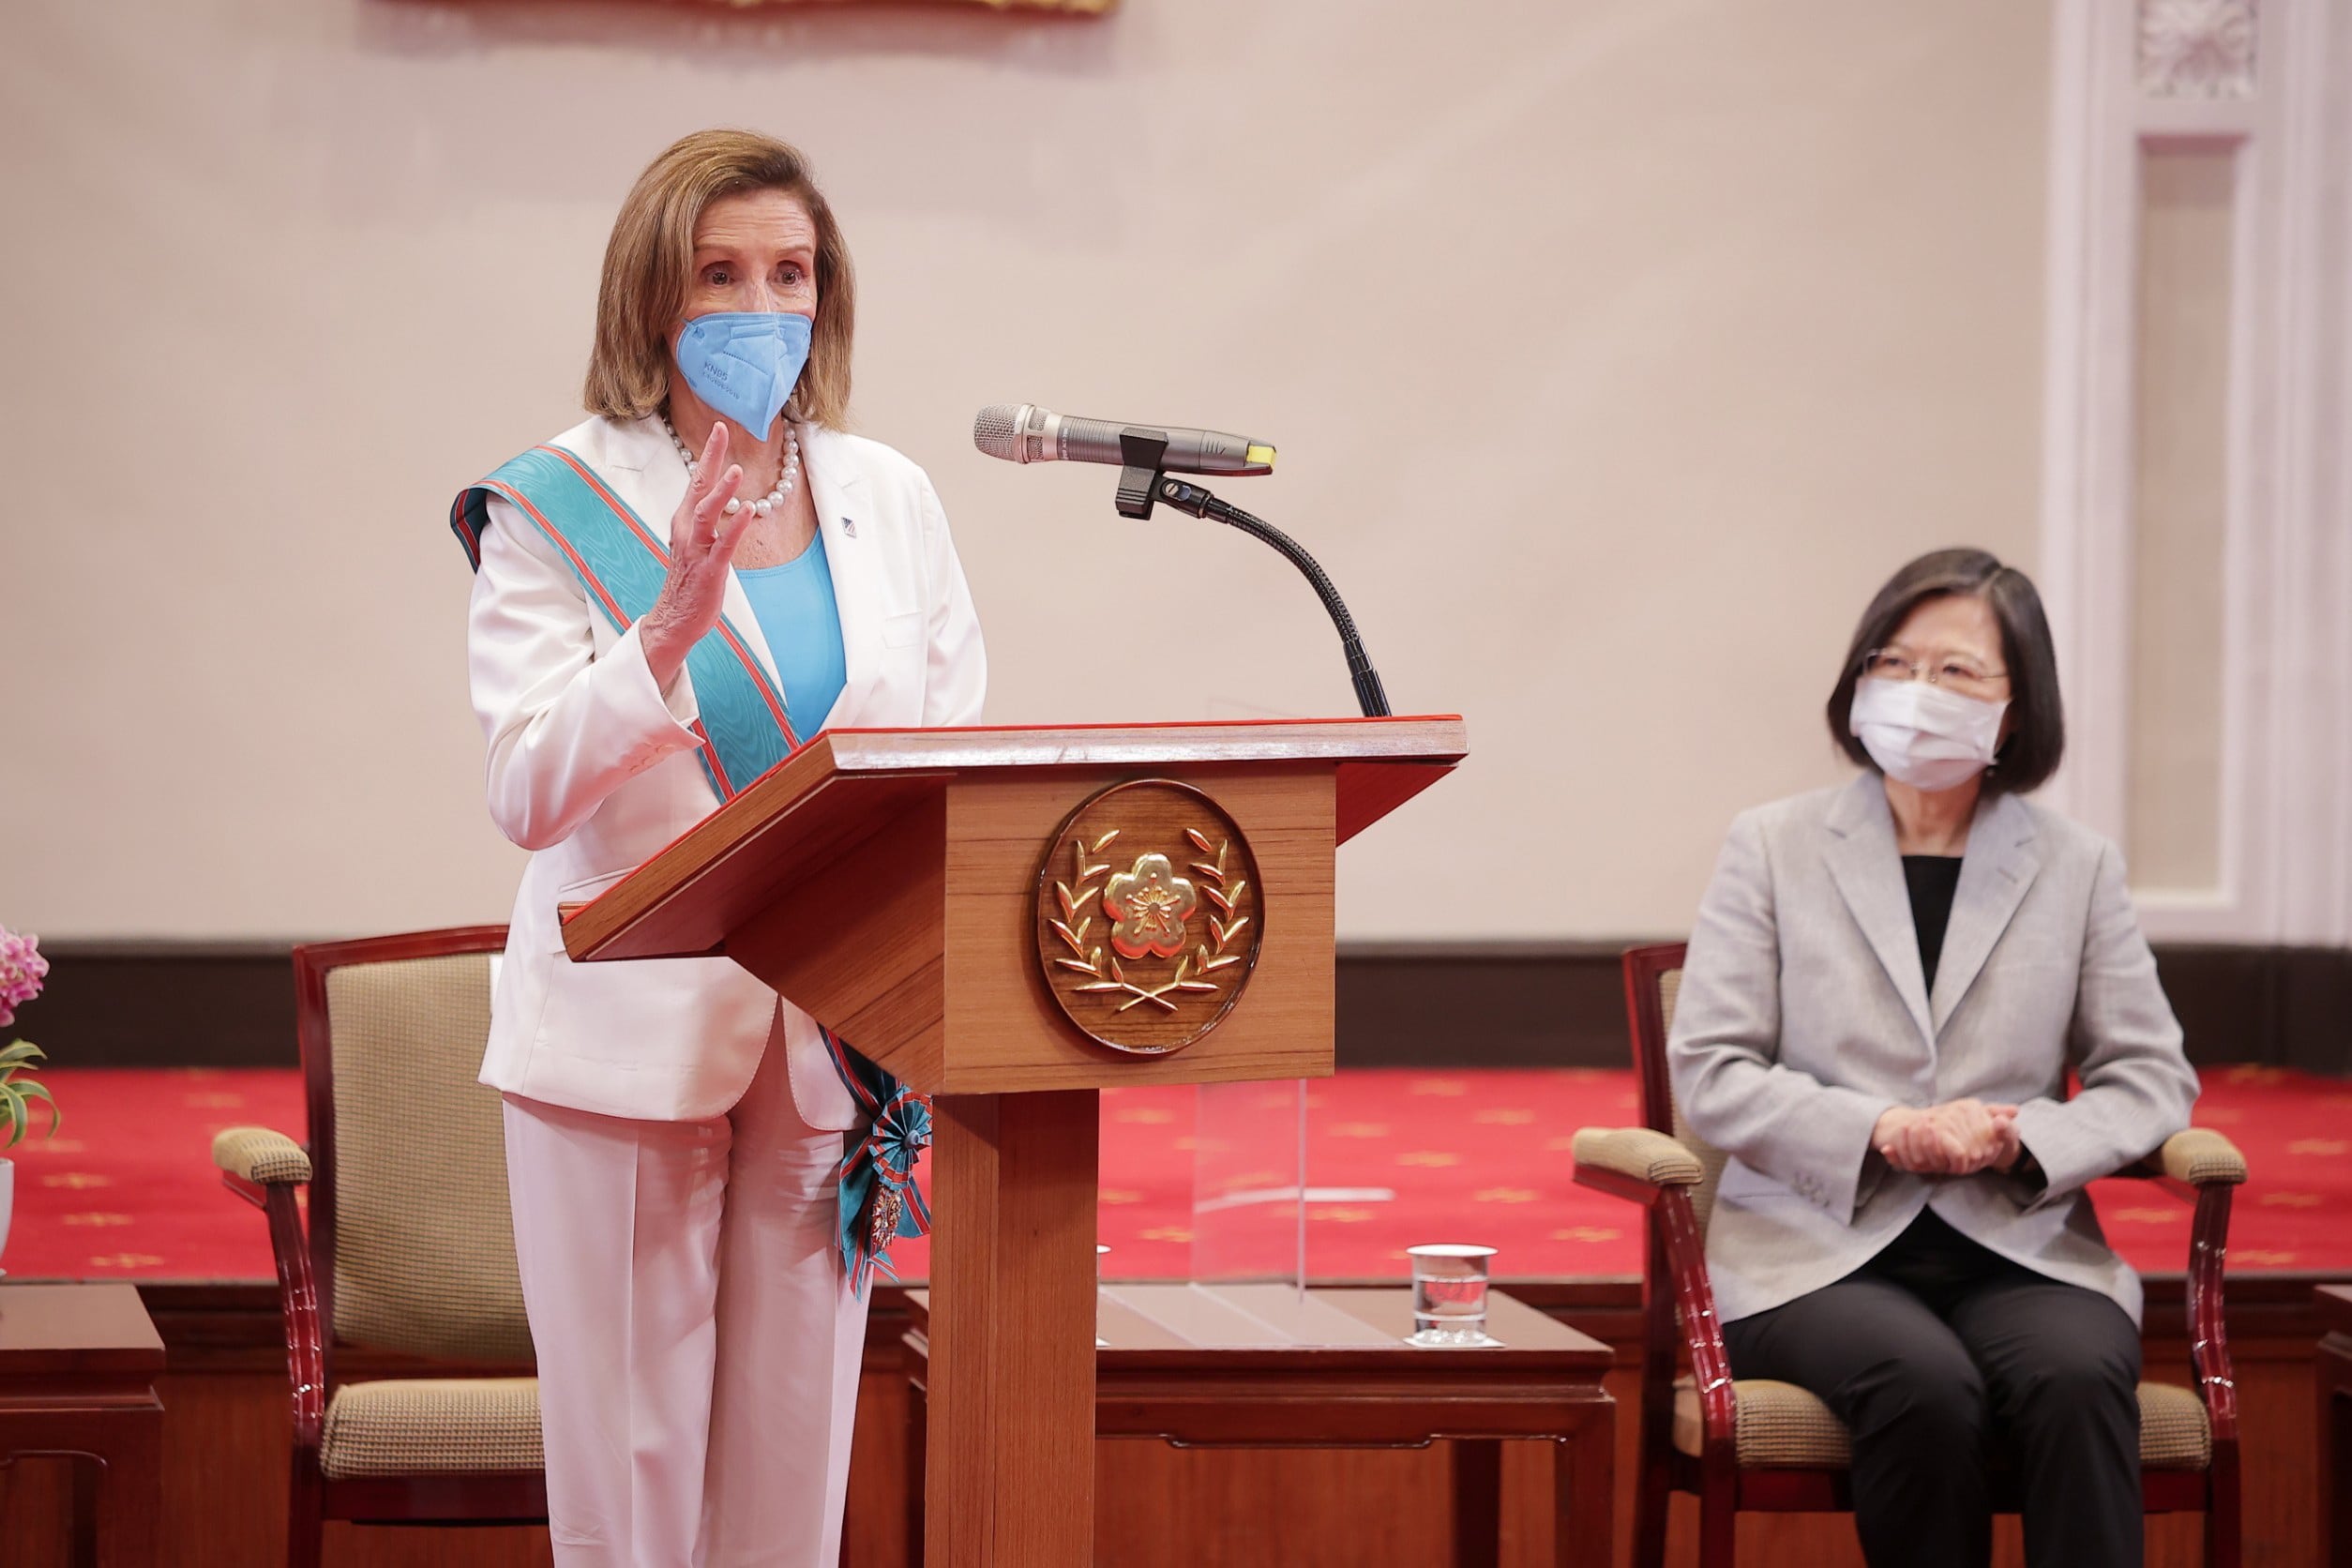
[1872, 1099, 2021, 1177]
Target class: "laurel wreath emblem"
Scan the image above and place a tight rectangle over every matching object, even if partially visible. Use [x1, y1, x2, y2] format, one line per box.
[1048, 827, 1252, 1015]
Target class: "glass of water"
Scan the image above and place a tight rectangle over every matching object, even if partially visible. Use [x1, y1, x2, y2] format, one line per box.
[1406, 1243, 1500, 1347]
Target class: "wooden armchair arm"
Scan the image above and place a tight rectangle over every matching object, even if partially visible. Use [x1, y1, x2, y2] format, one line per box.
[1573, 1126, 1739, 1476]
[213, 1125, 325, 1451]
[2170, 1131, 2243, 1461]
[2116, 1123, 2245, 1442]
[2109, 1128, 2248, 1465]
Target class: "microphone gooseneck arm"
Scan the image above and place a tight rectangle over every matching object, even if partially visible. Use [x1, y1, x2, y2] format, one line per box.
[1155, 479, 1391, 719]
[1108, 431, 1389, 718]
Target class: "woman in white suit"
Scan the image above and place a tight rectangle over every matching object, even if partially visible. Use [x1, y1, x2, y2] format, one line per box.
[450, 130, 985, 1568]
[1667, 550, 2196, 1568]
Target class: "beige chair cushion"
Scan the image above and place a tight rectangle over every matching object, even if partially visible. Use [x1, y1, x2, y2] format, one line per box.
[1672, 1378, 1851, 1468]
[2136, 1380, 2215, 1468]
[1671, 1377, 2212, 1470]
[320, 1378, 543, 1481]
[327, 952, 533, 1362]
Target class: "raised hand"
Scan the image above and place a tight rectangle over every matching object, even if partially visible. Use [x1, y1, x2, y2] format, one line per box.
[641, 420, 755, 686]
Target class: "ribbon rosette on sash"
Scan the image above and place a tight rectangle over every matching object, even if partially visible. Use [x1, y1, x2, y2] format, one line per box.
[451, 441, 932, 1301]
[828, 1029, 933, 1296]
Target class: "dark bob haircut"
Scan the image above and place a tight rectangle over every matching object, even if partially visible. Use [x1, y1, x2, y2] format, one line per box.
[1826, 548, 2064, 795]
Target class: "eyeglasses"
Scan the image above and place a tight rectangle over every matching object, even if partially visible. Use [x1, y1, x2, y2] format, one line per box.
[1860, 648, 2010, 698]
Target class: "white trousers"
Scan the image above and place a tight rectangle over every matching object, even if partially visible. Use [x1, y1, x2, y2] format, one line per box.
[504, 1029, 869, 1568]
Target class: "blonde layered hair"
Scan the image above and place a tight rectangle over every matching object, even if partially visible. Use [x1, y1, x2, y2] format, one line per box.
[584, 130, 856, 430]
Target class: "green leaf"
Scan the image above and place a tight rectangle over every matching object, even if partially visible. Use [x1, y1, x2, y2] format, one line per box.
[0, 1040, 45, 1068]
[0, 1077, 53, 1147]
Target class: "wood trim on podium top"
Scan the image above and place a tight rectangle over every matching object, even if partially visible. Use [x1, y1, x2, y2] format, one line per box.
[819, 715, 1469, 772]
[562, 717, 1469, 965]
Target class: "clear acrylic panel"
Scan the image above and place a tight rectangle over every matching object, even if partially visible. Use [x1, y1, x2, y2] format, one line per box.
[1188, 1078, 1308, 1288]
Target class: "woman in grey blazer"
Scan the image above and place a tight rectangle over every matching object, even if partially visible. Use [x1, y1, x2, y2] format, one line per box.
[1666, 549, 2198, 1568]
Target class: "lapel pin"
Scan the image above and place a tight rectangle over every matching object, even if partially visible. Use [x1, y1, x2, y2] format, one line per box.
[841, 516, 857, 538]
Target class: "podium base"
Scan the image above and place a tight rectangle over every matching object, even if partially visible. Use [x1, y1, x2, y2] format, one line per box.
[923, 1089, 1100, 1565]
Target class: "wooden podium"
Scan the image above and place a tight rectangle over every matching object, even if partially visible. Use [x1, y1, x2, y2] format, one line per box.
[562, 716, 1469, 1566]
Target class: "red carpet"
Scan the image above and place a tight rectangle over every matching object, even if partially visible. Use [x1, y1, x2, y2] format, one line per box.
[7, 1066, 2348, 1284]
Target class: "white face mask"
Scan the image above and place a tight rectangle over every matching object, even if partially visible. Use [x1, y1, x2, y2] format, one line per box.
[1848, 677, 2009, 792]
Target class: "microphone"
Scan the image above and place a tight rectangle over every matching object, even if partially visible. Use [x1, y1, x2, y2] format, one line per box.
[972, 398, 1388, 716]
[973, 403, 1276, 476]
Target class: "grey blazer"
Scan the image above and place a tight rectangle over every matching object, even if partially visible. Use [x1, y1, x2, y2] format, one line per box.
[1666, 775, 2198, 1328]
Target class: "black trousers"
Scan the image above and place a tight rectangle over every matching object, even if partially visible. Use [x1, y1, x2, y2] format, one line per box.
[1720, 1209, 2142, 1568]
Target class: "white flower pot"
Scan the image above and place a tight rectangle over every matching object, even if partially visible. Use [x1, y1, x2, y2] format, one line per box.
[0, 1156, 12, 1266]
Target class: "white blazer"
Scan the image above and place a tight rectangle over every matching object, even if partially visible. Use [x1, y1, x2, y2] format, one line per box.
[1666, 776, 2198, 1327]
[466, 414, 987, 1127]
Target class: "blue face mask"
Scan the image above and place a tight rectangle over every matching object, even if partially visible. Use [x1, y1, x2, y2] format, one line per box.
[673, 311, 814, 439]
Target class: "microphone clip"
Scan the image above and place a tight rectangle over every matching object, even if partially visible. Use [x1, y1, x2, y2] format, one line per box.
[1112, 430, 1170, 520]
[1112, 430, 1214, 523]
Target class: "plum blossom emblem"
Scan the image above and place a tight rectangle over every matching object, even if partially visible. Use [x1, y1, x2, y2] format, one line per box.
[1039, 784, 1262, 1053]
[1103, 854, 1198, 960]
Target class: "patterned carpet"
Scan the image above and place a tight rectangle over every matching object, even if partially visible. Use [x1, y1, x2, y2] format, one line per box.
[7, 1065, 2348, 1283]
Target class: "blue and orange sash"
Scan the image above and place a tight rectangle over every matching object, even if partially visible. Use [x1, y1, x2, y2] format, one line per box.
[452, 445, 801, 801]
[452, 443, 930, 1295]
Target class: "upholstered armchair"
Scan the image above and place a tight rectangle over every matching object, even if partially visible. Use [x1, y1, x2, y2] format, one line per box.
[212, 927, 545, 1568]
[1571, 942, 2245, 1568]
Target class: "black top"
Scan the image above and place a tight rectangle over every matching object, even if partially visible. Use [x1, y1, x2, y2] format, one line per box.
[1902, 855, 1965, 992]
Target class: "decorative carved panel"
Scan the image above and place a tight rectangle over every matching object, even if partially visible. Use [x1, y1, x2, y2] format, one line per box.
[2137, 0, 2257, 99]
[716, 0, 1111, 9]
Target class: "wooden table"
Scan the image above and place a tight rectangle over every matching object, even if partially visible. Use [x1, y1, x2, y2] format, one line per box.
[903, 1284, 1613, 1567]
[0, 1283, 165, 1568]
[2321, 1285, 2352, 1568]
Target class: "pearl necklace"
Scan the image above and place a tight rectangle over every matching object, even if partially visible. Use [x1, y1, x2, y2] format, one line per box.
[663, 416, 801, 519]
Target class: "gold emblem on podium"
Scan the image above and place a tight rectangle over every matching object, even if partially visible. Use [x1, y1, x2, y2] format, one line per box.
[1035, 779, 1264, 1055]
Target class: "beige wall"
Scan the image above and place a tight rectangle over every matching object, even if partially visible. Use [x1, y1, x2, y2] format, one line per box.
[0, 0, 2053, 941]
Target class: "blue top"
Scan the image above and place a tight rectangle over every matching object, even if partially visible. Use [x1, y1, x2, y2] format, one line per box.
[736, 531, 848, 739]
